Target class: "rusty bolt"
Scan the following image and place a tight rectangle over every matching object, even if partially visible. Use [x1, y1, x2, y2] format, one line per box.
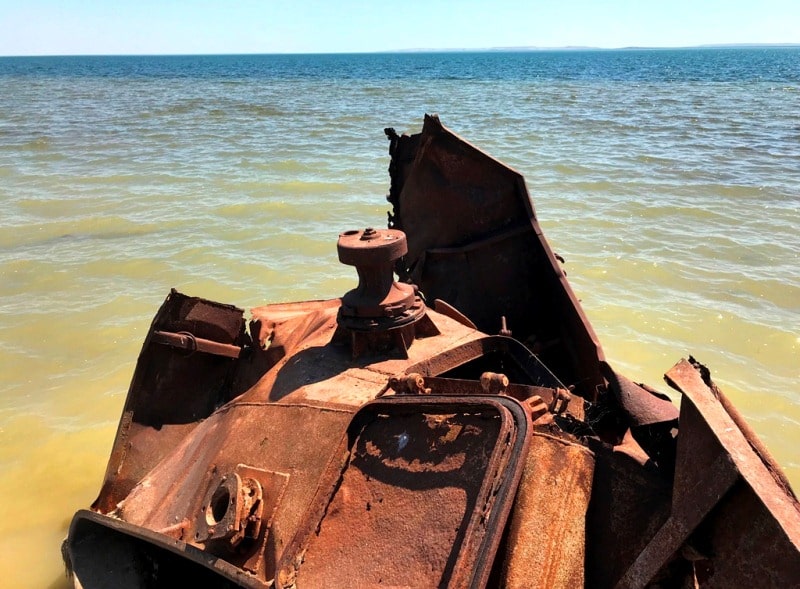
[480, 372, 509, 395]
[549, 388, 572, 414]
[388, 373, 431, 395]
[499, 316, 512, 337]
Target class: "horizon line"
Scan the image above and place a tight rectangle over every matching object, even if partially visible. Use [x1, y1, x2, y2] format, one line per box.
[2, 42, 799, 59]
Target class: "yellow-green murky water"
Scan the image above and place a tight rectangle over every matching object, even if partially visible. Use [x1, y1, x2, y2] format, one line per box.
[1, 51, 798, 587]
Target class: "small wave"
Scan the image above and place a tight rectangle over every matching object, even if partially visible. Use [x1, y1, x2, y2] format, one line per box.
[269, 180, 349, 194]
[150, 98, 206, 116]
[247, 159, 307, 173]
[200, 103, 288, 120]
[19, 136, 52, 150]
[234, 104, 286, 117]
[0, 216, 162, 251]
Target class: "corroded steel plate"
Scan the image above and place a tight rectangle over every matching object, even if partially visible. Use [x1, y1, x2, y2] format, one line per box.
[276, 395, 531, 589]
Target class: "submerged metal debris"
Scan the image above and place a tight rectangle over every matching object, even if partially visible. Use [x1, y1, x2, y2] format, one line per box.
[64, 115, 800, 588]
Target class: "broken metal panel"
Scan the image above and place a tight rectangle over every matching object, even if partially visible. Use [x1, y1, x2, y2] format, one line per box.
[415, 230, 562, 352]
[678, 358, 797, 500]
[386, 114, 604, 398]
[385, 117, 534, 256]
[665, 359, 800, 530]
[642, 358, 800, 589]
[499, 433, 595, 589]
[613, 358, 800, 588]
[276, 396, 531, 589]
[585, 439, 673, 589]
[93, 290, 249, 513]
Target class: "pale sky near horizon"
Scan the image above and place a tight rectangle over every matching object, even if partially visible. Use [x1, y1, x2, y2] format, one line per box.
[1, 0, 798, 56]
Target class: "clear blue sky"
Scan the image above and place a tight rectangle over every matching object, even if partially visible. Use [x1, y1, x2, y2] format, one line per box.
[1, 0, 798, 56]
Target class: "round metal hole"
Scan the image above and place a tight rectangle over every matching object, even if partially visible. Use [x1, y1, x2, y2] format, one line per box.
[206, 485, 231, 526]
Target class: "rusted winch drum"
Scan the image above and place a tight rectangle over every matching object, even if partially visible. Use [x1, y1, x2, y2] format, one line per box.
[337, 227, 425, 331]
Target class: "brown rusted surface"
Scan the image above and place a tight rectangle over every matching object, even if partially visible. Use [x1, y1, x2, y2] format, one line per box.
[585, 438, 673, 589]
[613, 358, 800, 588]
[602, 361, 679, 472]
[91, 290, 249, 514]
[433, 298, 478, 330]
[679, 356, 797, 500]
[337, 227, 420, 325]
[385, 115, 604, 399]
[602, 362, 678, 428]
[65, 116, 800, 589]
[69, 294, 506, 586]
[407, 335, 565, 391]
[648, 358, 800, 588]
[500, 433, 595, 589]
[335, 226, 440, 359]
[276, 396, 530, 589]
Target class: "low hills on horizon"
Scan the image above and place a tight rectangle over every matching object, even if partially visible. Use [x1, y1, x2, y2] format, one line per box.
[392, 43, 800, 53]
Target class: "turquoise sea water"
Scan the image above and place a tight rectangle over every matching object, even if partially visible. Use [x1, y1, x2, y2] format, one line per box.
[1, 48, 799, 587]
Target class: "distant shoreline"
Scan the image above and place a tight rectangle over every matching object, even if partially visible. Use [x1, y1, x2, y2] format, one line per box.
[392, 43, 800, 53]
[1, 43, 799, 59]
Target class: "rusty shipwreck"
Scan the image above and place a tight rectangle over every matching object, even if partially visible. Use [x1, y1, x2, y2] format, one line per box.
[63, 115, 800, 588]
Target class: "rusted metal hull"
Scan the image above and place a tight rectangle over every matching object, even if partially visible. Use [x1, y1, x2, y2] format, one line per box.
[64, 116, 799, 588]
